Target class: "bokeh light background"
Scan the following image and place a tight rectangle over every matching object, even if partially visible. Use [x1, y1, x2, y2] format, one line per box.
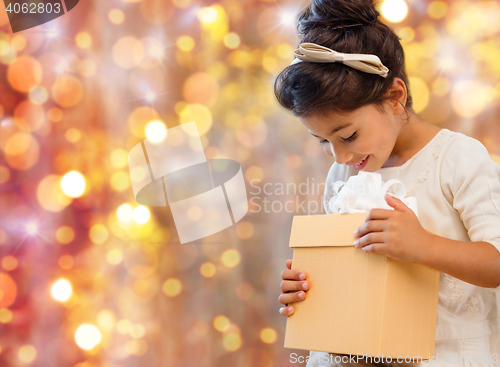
[1, 0, 500, 366]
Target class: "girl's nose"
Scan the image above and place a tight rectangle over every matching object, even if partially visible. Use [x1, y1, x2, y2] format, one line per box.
[331, 145, 352, 165]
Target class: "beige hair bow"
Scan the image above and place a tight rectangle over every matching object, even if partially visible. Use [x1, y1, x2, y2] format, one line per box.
[290, 42, 389, 78]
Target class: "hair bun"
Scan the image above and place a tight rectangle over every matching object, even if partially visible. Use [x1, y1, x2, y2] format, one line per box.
[298, 0, 379, 35]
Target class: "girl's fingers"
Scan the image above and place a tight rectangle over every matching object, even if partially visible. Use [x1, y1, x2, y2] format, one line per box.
[278, 290, 307, 305]
[286, 259, 292, 269]
[279, 306, 295, 317]
[281, 269, 306, 281]
[355, 219, 386, 238]
[280, 279, 309, 293]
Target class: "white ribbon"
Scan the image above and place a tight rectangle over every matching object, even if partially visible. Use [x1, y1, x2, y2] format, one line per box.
[327, 172, 418, 216]
[290, 43, 389, 78]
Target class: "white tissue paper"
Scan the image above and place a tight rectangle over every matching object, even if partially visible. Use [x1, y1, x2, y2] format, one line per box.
[327, 171, 418, 216]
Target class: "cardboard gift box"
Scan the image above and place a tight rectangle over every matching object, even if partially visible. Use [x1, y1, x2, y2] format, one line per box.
[284, 212, 440, 359]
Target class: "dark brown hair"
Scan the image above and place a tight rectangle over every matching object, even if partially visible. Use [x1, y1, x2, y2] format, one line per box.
[274, 0, 413, 118]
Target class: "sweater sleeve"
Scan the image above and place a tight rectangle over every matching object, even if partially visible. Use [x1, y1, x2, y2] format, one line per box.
[440, 135, 500, 292]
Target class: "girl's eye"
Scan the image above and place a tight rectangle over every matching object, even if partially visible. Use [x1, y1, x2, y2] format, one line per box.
[342, 132, 357, 142]
[319, 139, 329, 145]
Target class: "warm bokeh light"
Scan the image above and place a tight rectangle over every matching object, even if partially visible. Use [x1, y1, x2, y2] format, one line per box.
[213, 315, 230, 332]
[89, 224, 109, 244]
[133, 206, 150, 224]
[222, 332, 241, 351]
[60, 171, 86, 198]
[162, 278, 182, 297]
[145, 120, 167, 143]
[58, 255, 74, 270]
[55, 226, 75, 245]
[221, 249, 241, 268]
[198, 7, 218, 23]
[177, 36, 195, 52]
[200, 262, 216, 278]
[380, 0, 408, 23]
[17, 345, 37, 363]
[106, 249, 123, 265]
[1, 256, 18, 271]
[50, 278, 72, 302]
[74, 324, 102, 351]
[0, 308, 13, 323]
[109, 9, 125, 24]
[260, 328, 277, 344]
[76, 32, 92, 48]
[97, 309, 116, 332]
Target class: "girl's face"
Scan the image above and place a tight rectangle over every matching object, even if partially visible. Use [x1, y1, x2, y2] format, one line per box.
[298, 103, 402, 172]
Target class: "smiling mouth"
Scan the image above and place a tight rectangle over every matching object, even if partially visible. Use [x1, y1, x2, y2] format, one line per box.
[348, 156, 368, 166]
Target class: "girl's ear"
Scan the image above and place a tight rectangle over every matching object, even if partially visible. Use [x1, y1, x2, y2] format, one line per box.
[385, 77, 407, 115]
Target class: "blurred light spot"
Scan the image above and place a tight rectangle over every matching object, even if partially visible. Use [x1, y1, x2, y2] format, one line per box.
[58, 255, 74, 269]
[37, 175, 71, 212]
[280, 11, 296, 27]
[1, 256, 18, 271]
[260, 327, 277, 344]
[183, 73, 219, 106]
[133, 206, 150, 224]
[224, 33, 240, 49]
[221, 249, 241, 268]
[0, 166, 10, 184]
[187, 205, 203, 221]
[117, 319, 132, 334]
[61, 171, 86, 198]
[223, 333, 241, 351]
[51, 278, 72, 302]
[235, 118, 267, 148]
[451, 80, 491, 117]
[97, 309, 116, 332]
[174, 101, 189, 115]
[213, 315, 230, 332]
[277, 43, 294, 59]
[117, 204, 134, 222]
[0, 308, 13, 323]
[78, 59, 97, 77]
[111, 171, 131, 192]
[10, 35, 26, 51]
[7, 56, 42, 92]
[0, 273, 17, 308]
[397, 27, 415, 43]
[56, 226, 75, 245]
[76, 32, 92, 48]
[244, 165, 263, 183]
[18, 345, 36, 363]
[177, 35, 195, 52]
[162, 278, 182, 297]
[126, 340, 148, 356]
[25, 222, 38, 235]
[107, 249, 123, 265]
[51, 75, 83, 108]
[47, 107, 63, 122]
[285, 154, 302, 169]
[145, 120, 167, 143]
[179, 104, 212, 136]
[236, 221, 254, 240]
[128, 106, 160, 138]
[408, 77, 429, 113]
[75, 324, 102, 350]
[200, 262, 216, 278]
[236, 281, 254, 301]
[109, 9, 125, 24]
[4, 133, 40, 170]
[111, 149, 128, 169]
[144, 90, 156, 102]
[262, 56, 277, 72]
[65, 128, 81, 143]
[432, 77, 451, 96]
[428, 1, 448, 19]
[381, 0, 408, 23]
[28, 86, 48, 105]
[112, 37, 144, 69]
[198, 7, 218, 23]
[89, 224, 109, 244]
[173, 0, 191, 8]
[130, 324, 145, 339]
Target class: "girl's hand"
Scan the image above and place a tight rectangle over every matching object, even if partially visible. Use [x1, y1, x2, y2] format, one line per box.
[353, 193, 433, 264]
[278, 259, 309, 317]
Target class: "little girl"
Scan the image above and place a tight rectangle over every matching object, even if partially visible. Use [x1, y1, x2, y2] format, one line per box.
[275, 1, 500, 366]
